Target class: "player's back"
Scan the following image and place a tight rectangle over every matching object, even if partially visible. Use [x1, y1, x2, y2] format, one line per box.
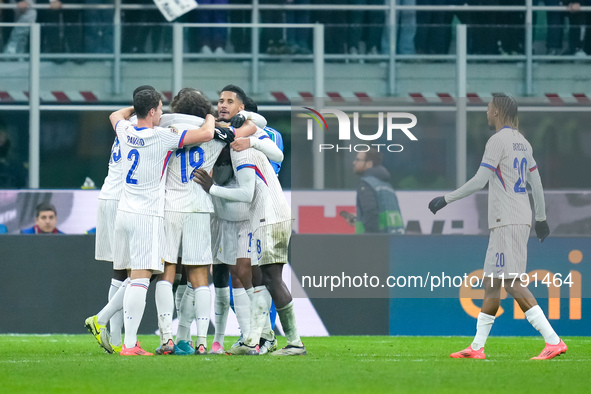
[231, 143, 291, 229]
[160, 114, 224, 213]
[484, 127, 536, 228]
[116, 120, 184, 217]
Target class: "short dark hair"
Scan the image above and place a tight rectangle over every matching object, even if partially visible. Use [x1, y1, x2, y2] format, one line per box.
[133, 90, 162, 118]
[243, 96, 258, 113]
[36, 202, 56, 218]
[365, 148, 383, 166]
[220, 84, 247, 103]
[133, 85, 156, 99]
[171, 88, 215, 118]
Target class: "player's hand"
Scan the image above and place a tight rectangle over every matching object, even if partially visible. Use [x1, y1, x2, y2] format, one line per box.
[193, 168, 213, 193]
[428, 196, 447, 214]
[230, 138, 250, 152]
[213, 126, 235, 144]
[535, 220, 550, 242]
[229, 113, 246, 128]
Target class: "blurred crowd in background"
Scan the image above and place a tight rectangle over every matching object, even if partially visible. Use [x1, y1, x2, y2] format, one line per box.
[1, 1, 591, 56]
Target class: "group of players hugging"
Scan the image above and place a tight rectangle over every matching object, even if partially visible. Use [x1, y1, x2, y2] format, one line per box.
[84, 84, 305, 356]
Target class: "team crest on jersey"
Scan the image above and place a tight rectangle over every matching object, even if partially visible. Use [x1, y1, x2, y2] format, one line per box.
[168, 126, 180, 135]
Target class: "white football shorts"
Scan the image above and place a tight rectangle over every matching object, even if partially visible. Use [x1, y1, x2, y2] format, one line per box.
[483, 224, 529, 278]
[162, 211, 212, 266]
[211, 218, 251, 265]
[95, 199, 118, 262]
[113, 210, 164, 273]
[252, 220, 292, 266]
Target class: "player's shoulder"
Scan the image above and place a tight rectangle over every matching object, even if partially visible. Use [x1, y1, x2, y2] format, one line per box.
[161, 113, 204, 128]
[252, 127, 270, 140]
[116, 119, 133, 130]
[154, 124, 184, 138]
[264, 125, 281, 136]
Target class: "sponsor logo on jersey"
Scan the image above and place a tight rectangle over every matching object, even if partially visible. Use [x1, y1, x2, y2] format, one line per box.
[168, 126, 180, 135]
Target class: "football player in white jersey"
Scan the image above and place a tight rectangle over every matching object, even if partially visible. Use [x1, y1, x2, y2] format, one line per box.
[154, 88, 240, 356]
[109, 89, 216, 356]
[194, 88, 305, 356]
[210, 94, 284, 355]
[205, 87, 287, 355]
[429, 94, 565, 360]
[85, 85, 155, 355]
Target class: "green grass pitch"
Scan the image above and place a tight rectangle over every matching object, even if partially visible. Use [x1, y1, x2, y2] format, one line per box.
[1, 335, 589, 393]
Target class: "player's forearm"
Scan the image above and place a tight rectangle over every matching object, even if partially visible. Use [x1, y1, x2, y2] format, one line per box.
[183, 115, 215, 145]
[234, 120, 257, 138]
[528, 169, 547, 221]
[250, 136, 284, 163]
[240, 110, 267, 129]
[210, 168, 255, 203]
[445, 166, 491, 203]
[109, 106, 134, 129]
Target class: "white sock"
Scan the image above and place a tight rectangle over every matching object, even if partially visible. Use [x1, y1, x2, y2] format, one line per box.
[194, 286, 211, 348]
[246, 287, 254, 301]
[260, 288, 274, 341]
[233, 287, 251, 339]
[123, 278, 150, 349]
[213, 287, 230, 345]
[277, 301, 303, 347]
[155, 281, 174, 344]
[108, 279, 124, 346]
[245, 286, 268, 347]
[97, 277, 129, 326]
[471, 312, 495, 350]
[525, 305, 560, 345]
[176, 283, 194, 343]
[175, 284, 187, 318]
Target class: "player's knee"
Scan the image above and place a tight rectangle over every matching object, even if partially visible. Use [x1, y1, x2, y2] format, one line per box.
[113, 269, 128, 281]
[212, 264, 229, 288]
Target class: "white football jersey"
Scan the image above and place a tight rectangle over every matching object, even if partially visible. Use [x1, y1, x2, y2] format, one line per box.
[159, 113, 225, 213]
[480, 126, 538, 228]
[98, 136, 125, 201]
[212, 177, 250, 222]
[115, 119, 186, 217]
[231, 129, 291, 230]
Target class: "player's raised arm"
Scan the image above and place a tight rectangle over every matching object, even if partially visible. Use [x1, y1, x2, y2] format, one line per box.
[109, 106, 134, 130]
[230, 110, 267, 129]
[230, 133, 284, 163]
[233, 120, 257, 138]
[181, 114, 215, 146]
